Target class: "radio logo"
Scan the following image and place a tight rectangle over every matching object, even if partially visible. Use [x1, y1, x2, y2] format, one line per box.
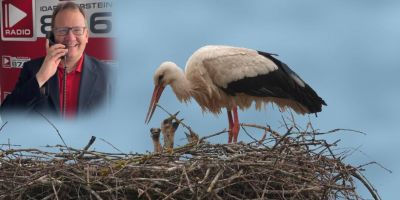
[1, 0, 35, 41]
[2, 55, 30, 68]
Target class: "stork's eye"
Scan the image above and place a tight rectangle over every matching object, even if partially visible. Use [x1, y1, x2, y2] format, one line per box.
[158, 75, 164, 83]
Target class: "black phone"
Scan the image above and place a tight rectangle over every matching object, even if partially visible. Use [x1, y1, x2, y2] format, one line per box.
[46, 32, 56, 46]
[46, 32, 68, 59]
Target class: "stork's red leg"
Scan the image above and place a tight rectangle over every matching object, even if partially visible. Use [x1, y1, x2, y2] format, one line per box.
[227, 109, 234, 143]
[232, 106, 240, 143]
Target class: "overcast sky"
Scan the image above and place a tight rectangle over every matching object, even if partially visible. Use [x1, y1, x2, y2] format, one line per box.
[1, 1, 399, 199]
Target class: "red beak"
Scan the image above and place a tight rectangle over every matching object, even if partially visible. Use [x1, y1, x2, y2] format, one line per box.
[145, 84, 165, 124]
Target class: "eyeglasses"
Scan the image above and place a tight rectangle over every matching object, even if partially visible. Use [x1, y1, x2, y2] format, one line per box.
[53, 26, 86, 36]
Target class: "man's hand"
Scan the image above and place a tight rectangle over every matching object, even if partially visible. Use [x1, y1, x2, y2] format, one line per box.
[35, 39, 68, 87]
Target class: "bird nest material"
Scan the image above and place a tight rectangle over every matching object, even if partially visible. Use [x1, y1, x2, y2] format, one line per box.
[0, 122, 381, 200]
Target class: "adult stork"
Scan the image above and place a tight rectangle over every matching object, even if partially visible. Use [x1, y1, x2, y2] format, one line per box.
[145, 45, 326, 143]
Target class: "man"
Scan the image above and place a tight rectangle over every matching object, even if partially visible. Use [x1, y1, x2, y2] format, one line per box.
[0, 2, 111, 119]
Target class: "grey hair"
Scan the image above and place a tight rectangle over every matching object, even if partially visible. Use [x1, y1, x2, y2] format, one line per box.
[51, 2, 87, 29]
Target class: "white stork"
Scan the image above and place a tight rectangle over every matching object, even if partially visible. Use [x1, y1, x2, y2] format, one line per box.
[145, 45, 326, 143]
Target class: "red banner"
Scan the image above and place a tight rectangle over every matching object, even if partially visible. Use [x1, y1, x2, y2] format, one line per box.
[0, 0, 113, 103]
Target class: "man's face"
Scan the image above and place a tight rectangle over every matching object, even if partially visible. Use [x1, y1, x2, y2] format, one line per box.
[53, 9, 88, 61]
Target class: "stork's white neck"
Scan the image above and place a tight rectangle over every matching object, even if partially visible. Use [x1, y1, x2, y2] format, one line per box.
[169, 67, 191, 103]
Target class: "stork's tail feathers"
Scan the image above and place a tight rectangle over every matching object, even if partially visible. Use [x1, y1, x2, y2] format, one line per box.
[299, 84, 327, 113]
[257, 51, 327, 114]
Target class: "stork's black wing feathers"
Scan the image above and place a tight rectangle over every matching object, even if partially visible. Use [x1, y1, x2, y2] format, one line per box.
[222, 51, 326, 113]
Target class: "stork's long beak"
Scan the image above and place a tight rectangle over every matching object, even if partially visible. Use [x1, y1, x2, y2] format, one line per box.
[145, 84, 165, 124]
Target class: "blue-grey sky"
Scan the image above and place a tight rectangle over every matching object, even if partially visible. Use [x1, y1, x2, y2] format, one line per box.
[1, 0, 400, 199]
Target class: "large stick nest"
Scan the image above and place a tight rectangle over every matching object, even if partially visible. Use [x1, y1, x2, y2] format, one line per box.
[0, 121, 381, 199]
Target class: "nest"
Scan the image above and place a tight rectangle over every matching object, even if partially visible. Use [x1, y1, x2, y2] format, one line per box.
[0, 120, 382, 200]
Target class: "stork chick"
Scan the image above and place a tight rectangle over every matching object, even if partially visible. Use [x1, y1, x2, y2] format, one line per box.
[185, 130, 200, 144]
[150, 128, 162, 153]
[161, 116, 180, 151]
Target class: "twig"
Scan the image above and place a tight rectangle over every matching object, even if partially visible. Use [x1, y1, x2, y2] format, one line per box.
[200, 129, 227, 142]
[51, 180, 60, 200]
[77, 136, 96, 159]
[351, 169, 382, 200]
[207, 169, 224, 193]
[162, 187, 186, 200]
[0, 121, 7, 132]
[272, 127, 293, 150]
[36, 111, 76, 163]
[314, 128, 366, 136]
[240, 126, 260, 143]
[240, 123, 281, 138]
[82, 185, 104, 200]
[98, 137, 125, 154]
[182, 166, 194, 193]
[199, 168, 211, 184]
[356, 161, 392, 174]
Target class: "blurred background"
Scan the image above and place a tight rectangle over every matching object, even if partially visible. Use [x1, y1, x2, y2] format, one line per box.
[1, 0, 399, 199]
